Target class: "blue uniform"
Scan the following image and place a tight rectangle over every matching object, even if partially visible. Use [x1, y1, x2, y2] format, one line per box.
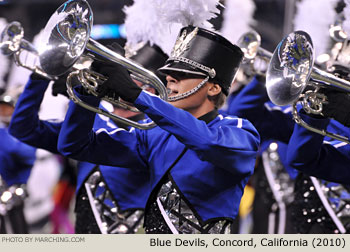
[286, 112, 350, 184]
[0, 125, 36, 186]
[57, 88, 260, 223]
[286, 112, 350, 233]
[224, 77, 298, 178]
[223, 77, 349, 233]
[9, 77, 150, 211]
[225, 77, 295, 144]
[221, 76, 300, 233]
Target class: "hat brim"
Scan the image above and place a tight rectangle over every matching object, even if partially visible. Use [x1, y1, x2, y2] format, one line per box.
[158, 61, 207, 77]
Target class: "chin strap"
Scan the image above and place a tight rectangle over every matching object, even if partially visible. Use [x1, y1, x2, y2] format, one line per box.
[167, 76, 209, 102]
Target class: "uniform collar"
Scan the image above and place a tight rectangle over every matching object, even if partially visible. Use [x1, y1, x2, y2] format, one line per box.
[198, 109, 218, 124]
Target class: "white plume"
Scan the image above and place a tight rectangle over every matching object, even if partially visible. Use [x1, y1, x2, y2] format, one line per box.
[153, 0, 220, 29]
[221, 0, 256, 44]
[294, 0, 338, 56]
[124, 0, 180, 55]
[155, 23, 183, 56]
[154, 0, 221, 55]
[123, 0, 163, 50]
[123, 0, 221, 56]
[0, 18, 10, 89]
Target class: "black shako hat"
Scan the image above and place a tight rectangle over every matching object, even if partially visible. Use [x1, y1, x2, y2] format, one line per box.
[158, 26, 243, 95]
[127, 43, 168, 84]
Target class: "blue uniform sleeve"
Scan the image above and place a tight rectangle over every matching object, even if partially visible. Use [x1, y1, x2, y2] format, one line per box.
[134, 91, 260, 174]
[58, 88, 259, 174]
[0, 129, 36, 186]
[9, 77, 62, 153]
[286, 113, 350, 184]
[57, 91, 147, 169]
[227, 76, 294, 143]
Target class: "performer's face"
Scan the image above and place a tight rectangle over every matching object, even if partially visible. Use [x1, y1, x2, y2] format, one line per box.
[166, 72, 213, 116]
[0, 103, 14, 125]
[134, 79, 156, 94]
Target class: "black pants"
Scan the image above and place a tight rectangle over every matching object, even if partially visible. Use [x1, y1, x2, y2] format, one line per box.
[74, 187, 101, 234]
[290, 173, 338, 233]
[251, 161, 295, 234]
[0, 204, 28, 234]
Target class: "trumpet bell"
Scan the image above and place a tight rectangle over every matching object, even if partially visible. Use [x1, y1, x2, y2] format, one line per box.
[266, 31, 314, 106]
[236, 30, 272, 77]
[39, 0, 167, 129]
[39, 0, 92, 76]
[0, 21, 54, 80]
[0, 21, 39, 57]
[237, 30, 261, 61]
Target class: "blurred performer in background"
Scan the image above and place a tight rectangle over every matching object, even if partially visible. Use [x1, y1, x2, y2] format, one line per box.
[220, 1, 297, 234]
[226, 73, 297, 234]
[227, 0, 350, 234]
[285, 31, 350, 234]
[1, 22, 69, 233]
[0, 88, 36, 233]
[220, 0, 296, 234]
[219, 0, 347, 234]
[57, 0, 260, 233]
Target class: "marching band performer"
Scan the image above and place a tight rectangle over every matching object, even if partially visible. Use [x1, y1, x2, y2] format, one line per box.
[225, 74, 298, 234]
[7, 0, 172, 233]
[286, 0, 350, 189]
[9, 42, 168, 233]
[57, 24, 260, 234]
[10, 42, 166, 233]
[246, 0, 350, 234]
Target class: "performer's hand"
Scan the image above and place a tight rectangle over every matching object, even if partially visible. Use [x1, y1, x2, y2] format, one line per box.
[52, 73, 69, 98]
[30, 72, 48, 81]
[91, 42, 125, 72]
[91, 43, 142, 103]
[95, 62, 142, 103]
[322, 89, 350, 127]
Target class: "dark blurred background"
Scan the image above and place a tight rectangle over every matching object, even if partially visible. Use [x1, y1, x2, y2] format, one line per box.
[0, 0, 294, 51]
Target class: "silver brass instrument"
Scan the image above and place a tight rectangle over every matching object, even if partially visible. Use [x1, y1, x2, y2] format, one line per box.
[266, 31, 350, 144]
[237, 30, 272, 76]
[0, 21, 56, 80]
[38, 0, 167, 130]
